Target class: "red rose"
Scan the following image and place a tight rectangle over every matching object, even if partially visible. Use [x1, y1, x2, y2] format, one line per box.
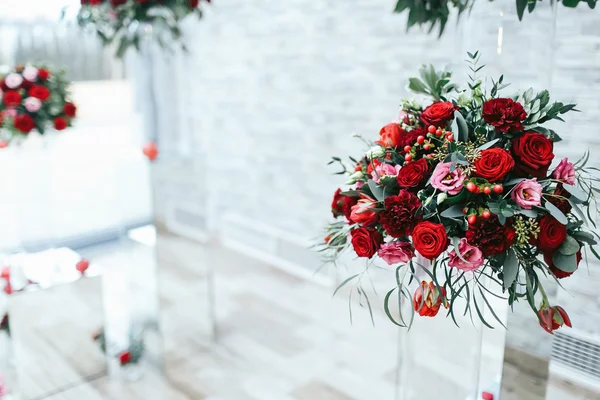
[413, 281, 447, 317]
[118, 351, 132, 365]
[3, 90, 21, 107]
[420, 102, 457, 128]
[512, 132, 554, 178]
[466, 215, 515, 257]
[412, 221, 449, 259]
[29, 85, 51, 101]
[14, 114, 35, 133]
[37, 69, 50, 80]
[473, 148, 514, 183]
[536, 215, 566, 252]
[482, 98, 527, 133]
[350, 227, 383, 258]
[397, 158, 429, 190]
[379, 190, 421, 238]
[544, 250, 581, 279]
[54, 117, 67, 131]
[331, 188, 344, 218]
[64, 102, 77, 118]
[377, 123, 403, 148]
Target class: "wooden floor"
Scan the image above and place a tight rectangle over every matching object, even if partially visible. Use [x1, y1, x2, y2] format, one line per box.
[7, 229, 600, 400]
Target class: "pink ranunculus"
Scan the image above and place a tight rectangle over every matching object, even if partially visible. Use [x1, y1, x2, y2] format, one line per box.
[552, 158, 576, 185]
[24, 97, 41, 113]
[378, 241, 415, 265]
[5, 73, 23, 89]
[511, 178, 543, 210]
[349, 194, 378, 226]
[430, 162, 465, 195]
[22, 66, 38, 81]
[448, 238, 483, 272]
[371, 163, 401, 183]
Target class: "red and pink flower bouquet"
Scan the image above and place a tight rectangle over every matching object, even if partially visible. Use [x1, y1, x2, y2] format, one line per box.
[320, 52, 599, 334]
[0, 64, 76, 145]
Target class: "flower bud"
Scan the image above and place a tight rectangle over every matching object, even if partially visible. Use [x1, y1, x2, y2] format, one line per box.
[366, 146, 385, 160]
[436, 192, 448, 204]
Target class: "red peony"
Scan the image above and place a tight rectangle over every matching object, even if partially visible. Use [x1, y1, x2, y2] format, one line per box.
[350, 227, 383, 258]
[473, 148, 514, 183]
[14, 114, 35, 133]
[397, 158, 429, 190]
[420, 102, 457, 128]
[466, 215, 515, 257]
[54, 117, 67, 131]
[37, 69, 50, 80]
[544, 250, 581, 279]
[412, 221, 449, 259]
[118, 351, 132, 365]
[482, 98, 527, 133]
[413, 280, 448, 317]
[29, 85, 51, 101]
[379, 190, 421, 238]
[64, 102, 77, 118]
[536, 215, 567, 252]
[377, 123, 403, 148]
[3, 90, 21, 107]
[512, 132, 554, 178]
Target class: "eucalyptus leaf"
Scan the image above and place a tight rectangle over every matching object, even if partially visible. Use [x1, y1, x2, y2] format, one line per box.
[562, 183, 587, 202]
[552, 252, 579, 273]
[517, 208, 538, 218]
[545, 201, 568, 225]
[476, 138, 499, 151]
[503, 249, 519, 289]
[367, 180, 384, 202]
[441, 205, 466, 218]
[557, 236, 580, 256]
[455, 111, 469, 142]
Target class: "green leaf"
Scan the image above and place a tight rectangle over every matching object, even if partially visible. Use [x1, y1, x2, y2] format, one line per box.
[562, 183, 587, 202]
[503, 249, 519, 289]
[451, 237, 469, 263]
[545, 201, 568, 225]
[476, 138, 500, 151]
[408, 78, 428, 94]
[367, 180, 384, 202]
[454, 111, 469, 142]
[333, 274, 360, 298]
[517, 208, 538, 218]
[441, 205, 466, 218]
[562, 0, 581, 8]
[558, 236, 580, 256]
[571, 231, 597, 245]
[552, 252, 579, 272]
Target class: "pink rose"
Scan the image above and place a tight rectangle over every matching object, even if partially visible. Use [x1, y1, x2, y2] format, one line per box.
[371, 163, 401, 183]
[24, 97, 41, 113]
[5, 73, 23, 89]
[22, 66, 38, 81]
[448, 238, 483, 271]
[430, 162, 465, 195]
[378, 241, 415, 265]
[552, 158, 575, 185]
[511, 178, 542, 210]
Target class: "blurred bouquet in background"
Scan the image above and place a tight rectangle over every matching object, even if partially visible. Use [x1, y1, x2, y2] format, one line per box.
[319, 52, 600, 334]
[0, 64, 76, 145]
[77, 0, 211, 57]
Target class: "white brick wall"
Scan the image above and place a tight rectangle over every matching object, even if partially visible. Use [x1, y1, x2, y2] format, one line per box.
[141, 0, 600, 355]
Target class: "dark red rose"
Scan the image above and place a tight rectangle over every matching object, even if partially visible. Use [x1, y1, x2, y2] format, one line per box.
[377, 123, 403, 148]
[37, 69, 50, 80]
[54, 117, 67, 131]
[350, 227, 383, 258]
[341, 195, 358, 220]
[512, 132, 554, 178]
[473, 148, 514, 183]
[64, 102, 77, 118]
[548, 184, 572, 215]
[466, 215, 515, 257]
[3, 90, 21, 107]
[412, 221, 449, 259]
[544, 250, 581, 279]
[119, 351, 132, 365]
[14, 114, 35, 133]
[331, 188, 344, 218]
[420, 102, 457, 128]
[536, 215, 566, 252]
[379, 190, 421, 238]
[413, 280, 448, 317]
[397, 158, 429, 190]
[29, 85, 50, 101]
[482, 98, 527, 133]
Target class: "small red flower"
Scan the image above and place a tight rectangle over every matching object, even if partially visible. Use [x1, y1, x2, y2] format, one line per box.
[538, 305, 571, 334]
[118, 351, 132, 365]
[413, 281, 448, 317]
[37, 69, 50, 80]
[29, 85, 51, 101]
[64, 102, 77, 118]
[142, 142, 158, 161]
[14, 114, 36, 133]
[3, 90, 21, 107]
[54, 117, 68, 131]
[76, 259, 90, 275]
